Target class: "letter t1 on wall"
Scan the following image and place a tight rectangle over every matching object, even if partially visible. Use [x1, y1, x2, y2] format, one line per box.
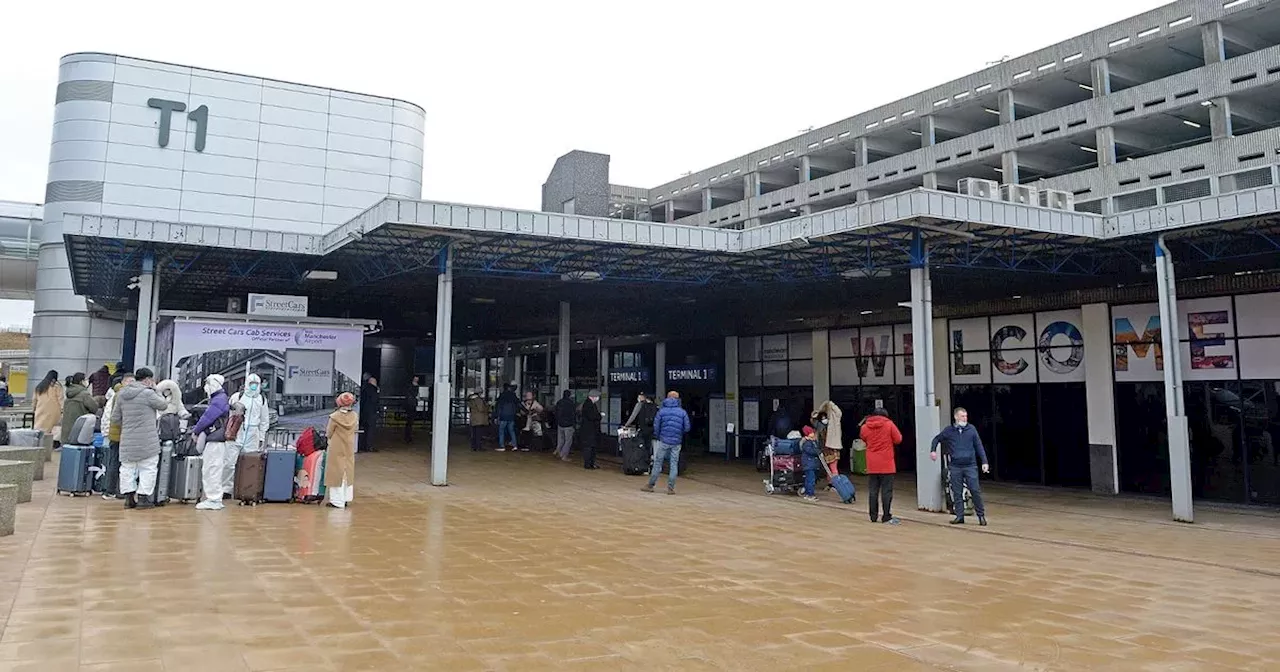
[148, 98, 187, 148]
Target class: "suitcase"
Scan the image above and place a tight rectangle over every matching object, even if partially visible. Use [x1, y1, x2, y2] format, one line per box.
[771, 438, 801, 455]
[8, 428, 43, 447]
[263, 449, 296, 502]
[233, 452, 266, 505]
[152, 440, 173, 505]
[93, 441, 121, 496]
[57, 444, 94, 496]
[620, 435, 649, 475]
[169, 455, 204, 503]
[818, 452, 855, 504]
[295, 450, 326, 503]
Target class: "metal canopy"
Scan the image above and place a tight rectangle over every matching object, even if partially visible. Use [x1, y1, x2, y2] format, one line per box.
[59, 187, 1280, 325]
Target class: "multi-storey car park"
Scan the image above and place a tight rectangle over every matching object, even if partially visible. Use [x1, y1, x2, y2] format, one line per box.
[546, 0, 1280, 228]
[13, 0, 1280, 524]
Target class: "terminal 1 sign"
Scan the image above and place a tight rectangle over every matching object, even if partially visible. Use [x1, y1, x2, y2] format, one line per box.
[667, 364, 719, 384]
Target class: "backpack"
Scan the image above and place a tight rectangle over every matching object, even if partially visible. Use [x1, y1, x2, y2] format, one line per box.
[296, 426, 317, 457]
[636, 402, 657, 432]
[158, 413, 182, 442]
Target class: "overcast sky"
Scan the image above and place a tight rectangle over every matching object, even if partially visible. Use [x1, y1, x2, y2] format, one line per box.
[0, 0, 1169, 324]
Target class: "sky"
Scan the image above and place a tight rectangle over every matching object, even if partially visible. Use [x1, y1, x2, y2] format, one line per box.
[0, 0, 1171, 324]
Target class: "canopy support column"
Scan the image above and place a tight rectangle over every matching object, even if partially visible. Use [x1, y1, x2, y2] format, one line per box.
[911, 231, 943, 512]
[430, 245, 454, 486]
[1156, 236, 1193, 522]
[557, 302, 570, 397]
[133, 253, 156, 369]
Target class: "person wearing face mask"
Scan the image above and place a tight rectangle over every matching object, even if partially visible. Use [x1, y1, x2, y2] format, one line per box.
[191, 374, 231, 511]
[930, 407, 990, 526]
[227, 373, 271, 496]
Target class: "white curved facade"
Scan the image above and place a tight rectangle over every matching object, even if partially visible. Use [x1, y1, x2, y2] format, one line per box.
[32, 52, 426, 389]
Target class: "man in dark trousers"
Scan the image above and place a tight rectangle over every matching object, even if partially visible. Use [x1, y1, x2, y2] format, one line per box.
[359, 376, 380, 453]
[930, 407, 990, 526]
[402, 376, 420, 444]
[494, 385, 519, 452]
[554, 390, 577, 462]
[623, 392, 657, 449]
[578, 389, 603, 470]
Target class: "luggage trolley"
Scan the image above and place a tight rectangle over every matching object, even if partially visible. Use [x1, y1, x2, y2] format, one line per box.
[762, 436, 803, 495]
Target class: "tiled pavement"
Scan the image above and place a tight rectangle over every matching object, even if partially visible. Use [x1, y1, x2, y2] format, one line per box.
[1, 435, 1279, 671]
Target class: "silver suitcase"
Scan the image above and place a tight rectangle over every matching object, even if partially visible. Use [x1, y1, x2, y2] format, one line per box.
[152, 440, 173, 505]
[169, 454, 203, 503]
[8, 428, 43, 447]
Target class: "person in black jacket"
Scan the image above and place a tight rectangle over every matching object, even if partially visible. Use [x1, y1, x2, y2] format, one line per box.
[578, 389, 603, 470]
[553, 390, 577, 462]
[359, 377, 380, 453]
[623, 392, 657, 446]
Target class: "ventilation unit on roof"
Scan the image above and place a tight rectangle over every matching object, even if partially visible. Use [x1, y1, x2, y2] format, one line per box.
[1038, 189, 1075, 211]
[1001, 183, 1037, 205]
[957, 178, 999, 199]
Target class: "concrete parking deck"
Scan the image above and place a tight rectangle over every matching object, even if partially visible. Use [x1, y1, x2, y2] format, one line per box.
[0, 437, 1277, 671]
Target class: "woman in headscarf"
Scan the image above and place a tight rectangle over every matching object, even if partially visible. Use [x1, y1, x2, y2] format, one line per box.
[325, 391, 359, 509]
[33, 370, 64, 447]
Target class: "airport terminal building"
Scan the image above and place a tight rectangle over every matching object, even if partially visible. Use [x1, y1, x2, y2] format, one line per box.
[13, 0, 1280, 518]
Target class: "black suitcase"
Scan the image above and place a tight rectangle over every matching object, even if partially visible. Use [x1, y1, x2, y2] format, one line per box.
[621, 435, 650, 475]
[94, 442, 121, 495]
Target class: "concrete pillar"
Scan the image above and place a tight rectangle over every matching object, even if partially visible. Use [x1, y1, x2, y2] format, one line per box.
[600, 345, 610, 429]
[856, 190, 871, 202]
[701, 188, 713, 212]
[798, 205, 813, 216]
[1090, 59, 1112, 97]
[998, 89, 1016, 124]
[910, 233, 943, 512]
[1202, 21, 1225, 64]
[132, 253, 156, 368]
[557, 302, 570, 398]
[744, 172, 761, 199]
[920, 115, 937, 147]
[799, 155, 811, 182]
[430, 245, 454, 486]
[663, 200, 675, 223]
[655, 341, 667, 400]
[922, 173, 939, 190]
[1209, 97, 1233, 140]
[1095, 126, 1117, 166]
[1082, 303, 1118, 495]
[724, 336, 740, 457]
[1001, 151, 1020, 185]
[811, 329, 830, 407]
[1155, 237, 1193, 523]
[853, 137, 869, 167]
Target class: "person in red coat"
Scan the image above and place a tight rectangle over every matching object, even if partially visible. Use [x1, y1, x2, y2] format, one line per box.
[859, 408, 903, 524]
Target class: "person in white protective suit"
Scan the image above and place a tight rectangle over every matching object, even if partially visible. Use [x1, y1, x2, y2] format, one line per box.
[191, 374, 232, 511]
[226, 373, 271, 495]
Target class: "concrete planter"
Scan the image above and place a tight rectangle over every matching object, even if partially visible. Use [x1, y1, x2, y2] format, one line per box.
[0, 447, 46, 481]
[0, 459, 35, 503]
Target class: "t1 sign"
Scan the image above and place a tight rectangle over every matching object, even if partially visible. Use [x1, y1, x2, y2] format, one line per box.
[148, 98, 209, 152]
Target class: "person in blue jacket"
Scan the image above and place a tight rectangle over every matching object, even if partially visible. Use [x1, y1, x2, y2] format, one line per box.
[643, 391, 691, 495]
[799, 425, 823, 503]
[930, 407, 990, 526]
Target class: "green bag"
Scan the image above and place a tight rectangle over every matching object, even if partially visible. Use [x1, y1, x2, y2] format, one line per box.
[850, 446, 868, 475]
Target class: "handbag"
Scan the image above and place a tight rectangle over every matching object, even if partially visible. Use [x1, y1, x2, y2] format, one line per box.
[851, 438, 867, 452]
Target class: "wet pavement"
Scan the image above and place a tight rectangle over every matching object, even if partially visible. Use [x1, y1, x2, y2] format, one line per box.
[1, 434, 1279, 671]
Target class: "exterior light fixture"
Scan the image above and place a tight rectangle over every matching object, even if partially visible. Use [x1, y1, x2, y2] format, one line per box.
[304, 270, 338, 281]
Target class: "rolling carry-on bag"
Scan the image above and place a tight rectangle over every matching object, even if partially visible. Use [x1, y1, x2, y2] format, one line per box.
[57, 444, 95, 496]
[93, 441, 121, 496]
[263, 449, 296, 502]
[818, 454, 856, 504]
[169, 454, 203, 503]
[152, 440, 173, 506]
[234, 452, 266, 505]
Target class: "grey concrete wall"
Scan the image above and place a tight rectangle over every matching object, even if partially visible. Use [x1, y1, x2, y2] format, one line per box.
[541, 151, 611, 217]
